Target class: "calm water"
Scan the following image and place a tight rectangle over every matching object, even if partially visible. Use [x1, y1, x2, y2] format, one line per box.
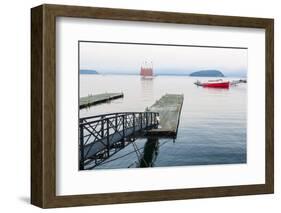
[80, 75, 247, 169]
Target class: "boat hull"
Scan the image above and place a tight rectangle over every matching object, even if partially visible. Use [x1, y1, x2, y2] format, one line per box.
[202, 82, 230, 88]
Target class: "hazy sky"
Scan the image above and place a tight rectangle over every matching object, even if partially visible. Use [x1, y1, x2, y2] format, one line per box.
[79, 42, 247, 76]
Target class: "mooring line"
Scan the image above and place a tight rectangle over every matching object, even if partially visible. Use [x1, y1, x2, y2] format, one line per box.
[93, 138, 173, 168]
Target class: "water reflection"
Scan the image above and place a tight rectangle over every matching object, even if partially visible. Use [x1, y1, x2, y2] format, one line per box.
[140, 77, 154, 103]
[139, 137, 159, 168]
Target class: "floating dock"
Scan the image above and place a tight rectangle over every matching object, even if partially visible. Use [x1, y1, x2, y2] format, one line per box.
[79, 92, 123, 109]
[147, 94, 184, 137]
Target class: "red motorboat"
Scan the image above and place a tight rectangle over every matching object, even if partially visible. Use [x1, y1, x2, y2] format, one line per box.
[194, 79, 230, 88]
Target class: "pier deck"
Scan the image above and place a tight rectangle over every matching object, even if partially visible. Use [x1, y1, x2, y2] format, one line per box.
[80, 92, 123, 109]
[147, 94, 184, 137]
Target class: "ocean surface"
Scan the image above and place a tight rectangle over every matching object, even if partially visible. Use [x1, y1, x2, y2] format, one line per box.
[80, 75, 247, 169]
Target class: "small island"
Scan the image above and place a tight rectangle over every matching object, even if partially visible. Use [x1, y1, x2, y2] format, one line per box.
[190, 70, 224, 77]
[80, 69, 99, 75]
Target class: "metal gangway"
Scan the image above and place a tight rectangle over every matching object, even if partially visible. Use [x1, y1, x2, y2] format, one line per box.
[79, 112, 159, 169]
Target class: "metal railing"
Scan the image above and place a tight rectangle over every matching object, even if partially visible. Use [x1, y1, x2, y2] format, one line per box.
[79, 112, 159, 169]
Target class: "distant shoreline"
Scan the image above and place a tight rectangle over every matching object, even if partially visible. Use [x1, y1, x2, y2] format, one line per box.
[80, 69, 98, 74]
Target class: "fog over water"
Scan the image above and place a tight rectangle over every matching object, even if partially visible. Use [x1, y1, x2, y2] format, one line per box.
[79, 42, 247, 77]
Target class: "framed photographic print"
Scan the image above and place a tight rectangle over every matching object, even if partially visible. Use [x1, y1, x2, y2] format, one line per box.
[31, 4, 274, 208]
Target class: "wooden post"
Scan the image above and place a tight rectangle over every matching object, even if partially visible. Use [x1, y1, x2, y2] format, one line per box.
[140, 113, 142, 129]
[156, 113, 158, 125]
[145, 112, 148, 128]
[79, 124, 84, 170]
[115, 114, 118, 133]
[133, 113, 135, 134]
[122, 114, 125, 138]
[106, 119, 110, 156]
[101, 116, 104, 138]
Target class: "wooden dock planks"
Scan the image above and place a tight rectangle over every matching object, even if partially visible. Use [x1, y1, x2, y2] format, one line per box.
[80, 92, 123, 109]
[147, 94, 184, 137]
